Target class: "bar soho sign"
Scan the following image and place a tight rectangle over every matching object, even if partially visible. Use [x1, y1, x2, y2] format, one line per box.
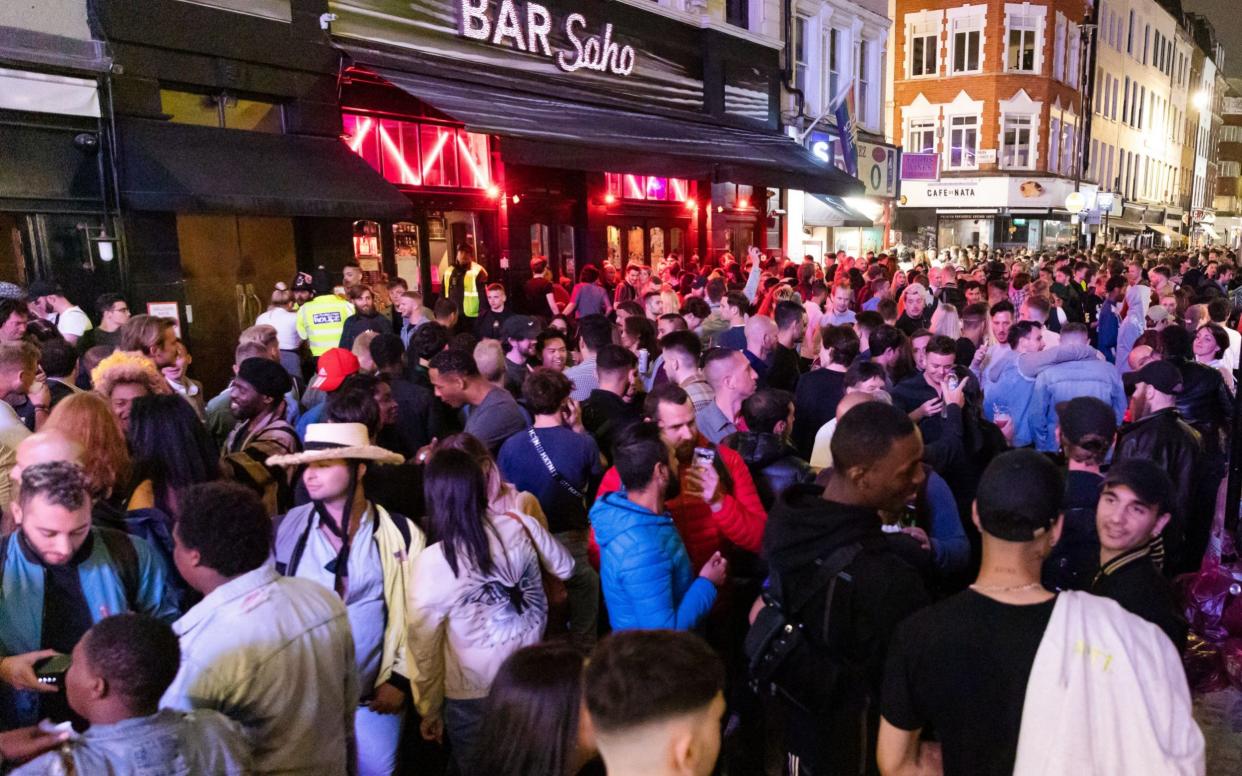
[459, 0, 637, 76]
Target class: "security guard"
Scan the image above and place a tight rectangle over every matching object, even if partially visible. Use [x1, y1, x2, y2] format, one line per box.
[444, 244, 488, 324]
[296, 274, 355, 358]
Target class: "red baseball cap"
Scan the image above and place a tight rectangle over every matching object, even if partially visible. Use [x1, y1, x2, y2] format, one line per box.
[310, 348, 360, 392]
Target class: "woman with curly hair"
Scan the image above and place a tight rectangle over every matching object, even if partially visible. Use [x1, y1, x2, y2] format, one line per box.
[90, 350, 170, 433]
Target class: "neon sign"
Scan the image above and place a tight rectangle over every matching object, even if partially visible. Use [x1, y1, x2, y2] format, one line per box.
[458, 0, 637, 77]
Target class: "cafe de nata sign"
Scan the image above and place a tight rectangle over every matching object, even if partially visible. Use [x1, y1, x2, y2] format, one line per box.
[459, 0, 637, 77]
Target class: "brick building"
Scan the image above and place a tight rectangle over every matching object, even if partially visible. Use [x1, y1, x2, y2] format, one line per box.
[889, 0, 1097, 253]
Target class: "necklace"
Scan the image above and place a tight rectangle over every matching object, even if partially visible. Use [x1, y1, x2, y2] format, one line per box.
[970, 581, 1044, 593]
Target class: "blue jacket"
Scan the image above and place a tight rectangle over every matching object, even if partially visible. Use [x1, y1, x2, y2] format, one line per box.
[0, 528, 179, 728]
[1023, 347, 1132, 451]
[589, 492, 716, 631]
[1097, 300, 1120, 362]
[983, 361, 1037, 448]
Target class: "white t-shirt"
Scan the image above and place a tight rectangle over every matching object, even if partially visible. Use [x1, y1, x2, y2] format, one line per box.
[1223, 327, 1241, 372]
[255, 307, 303, 350]
[55, 306, 92, 338]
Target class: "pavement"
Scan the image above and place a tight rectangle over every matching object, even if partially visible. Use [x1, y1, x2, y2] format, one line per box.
[1194, 687, 1242, 774]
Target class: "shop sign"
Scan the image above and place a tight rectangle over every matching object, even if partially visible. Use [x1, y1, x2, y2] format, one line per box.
[458, 0, 636, 76]
[901, 178, 1003, 207]
[806, 131, 900, 199]
[900, 153, 939, 181]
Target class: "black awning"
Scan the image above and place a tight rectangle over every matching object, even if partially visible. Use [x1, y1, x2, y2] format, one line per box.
[0, 120, 104, 213]
[362, 66, 862, 197]
[117, 118, 412, 219]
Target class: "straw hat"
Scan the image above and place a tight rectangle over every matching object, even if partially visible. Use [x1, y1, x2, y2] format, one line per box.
[266, 423, 404, 467]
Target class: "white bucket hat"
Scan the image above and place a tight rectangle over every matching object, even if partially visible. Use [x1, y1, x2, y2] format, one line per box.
[266, 423, 404, 467]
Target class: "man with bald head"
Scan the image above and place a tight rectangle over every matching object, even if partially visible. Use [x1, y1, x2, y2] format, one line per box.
[2, 432, 84, 531]
[696, 348, 757, 444]
[742, 315, 778, 384]
[1127, 344, 1158, 372]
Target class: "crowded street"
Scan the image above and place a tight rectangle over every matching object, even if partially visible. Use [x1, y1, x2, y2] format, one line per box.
[2, 0, 1242, 774]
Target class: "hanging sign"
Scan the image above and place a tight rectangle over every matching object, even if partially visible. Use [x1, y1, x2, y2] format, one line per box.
[459, 0, 636, 76]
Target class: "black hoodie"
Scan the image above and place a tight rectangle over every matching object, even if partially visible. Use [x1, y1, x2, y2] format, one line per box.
[764, 482, 931, 774]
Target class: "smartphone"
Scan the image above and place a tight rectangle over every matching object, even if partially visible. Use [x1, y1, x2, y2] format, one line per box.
[693, 446, 715, 469]
[33, 654, 71, 687]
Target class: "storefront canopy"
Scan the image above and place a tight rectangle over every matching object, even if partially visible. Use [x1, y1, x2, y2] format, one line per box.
[117, 118, 412, 219]
[803, 194, 872, 228]
[1146, 224, 1184, 241]
[1108, 219, 1145, 232]
[356, 63, 863, 197]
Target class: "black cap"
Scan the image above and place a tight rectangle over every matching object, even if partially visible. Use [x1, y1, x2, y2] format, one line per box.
[501, 315, 541, 341]
[1123, 359, 1183, 395]
[236, 357, 292, 400]
[26, 280, 61, 300]
[1055, 397, 1118, 446]
[975, 449, 1064, 541]
[1102, 459, 1174, 515]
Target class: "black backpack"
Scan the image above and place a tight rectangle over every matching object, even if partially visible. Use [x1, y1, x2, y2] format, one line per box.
[743, 542, 862, 714]
[0, 527, 140, 607]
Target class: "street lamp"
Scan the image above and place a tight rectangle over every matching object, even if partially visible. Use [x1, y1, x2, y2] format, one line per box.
[1192, 90, 1210, 112]
[1066, 192, 1086, 249]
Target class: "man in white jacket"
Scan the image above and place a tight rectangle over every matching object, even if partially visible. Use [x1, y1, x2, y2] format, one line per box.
[877, 450, 1203, 776]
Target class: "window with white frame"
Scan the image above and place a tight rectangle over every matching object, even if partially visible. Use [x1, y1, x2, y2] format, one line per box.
[826, 28, 841, 107]
[1001, 115, 1035, 168]
[907, 117, 937, 153]
[950, 16, 983, 74]
[1062, 121, 1076, 175]
[909, 18, 939, 77]
[1110, 78, 1118, 120]
[1053, 15, 1066, 81]
[947, 114, 979, 169]
[794, 16, 809, 95]
[856, 39, 871, 126]
[1049, 117, 1061, 174]
[1007, 13, 1039, 72]
[1066, 22, 1080, 86]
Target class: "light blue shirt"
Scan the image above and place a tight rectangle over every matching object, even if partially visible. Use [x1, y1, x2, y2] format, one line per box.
[11, 709, 252, 776]
[299, 508, 386, 692]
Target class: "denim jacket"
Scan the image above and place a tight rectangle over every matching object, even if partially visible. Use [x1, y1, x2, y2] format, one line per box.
[161, 562, 357, 775]
[10, 709, 252, 776]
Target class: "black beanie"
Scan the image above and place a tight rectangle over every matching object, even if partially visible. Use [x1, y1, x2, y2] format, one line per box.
[237, 357, 292, 399]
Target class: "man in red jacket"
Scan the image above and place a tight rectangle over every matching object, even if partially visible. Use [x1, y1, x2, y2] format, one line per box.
[596, 383, 767, 571]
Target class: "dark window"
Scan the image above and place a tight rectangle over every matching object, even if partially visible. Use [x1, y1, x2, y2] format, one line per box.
[726, 0, 749, 29]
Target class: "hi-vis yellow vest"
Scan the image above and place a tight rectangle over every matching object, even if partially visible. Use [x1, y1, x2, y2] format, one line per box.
[296, 294, 355, 356]
[461, 263, 482, 318]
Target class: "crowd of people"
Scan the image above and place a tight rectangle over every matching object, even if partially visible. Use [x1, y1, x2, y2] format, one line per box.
[0, 239, 1237, 775]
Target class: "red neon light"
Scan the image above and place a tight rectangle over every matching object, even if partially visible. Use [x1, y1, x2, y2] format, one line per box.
[378, 123, 420, 185]
[348, 116, 373, 152]
[623, 174, 645, 199]
[670, 178, 688, 201]
[421, 129, 452, 180]
[738, 198, 750, 209]
[486, 185, 501, 198]
[456, 133, 490, 188]
[684, 198, 697, 209]
[604, 193, 617, 205]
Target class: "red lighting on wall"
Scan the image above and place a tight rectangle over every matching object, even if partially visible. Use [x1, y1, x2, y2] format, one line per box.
[340, 112, 492, 191]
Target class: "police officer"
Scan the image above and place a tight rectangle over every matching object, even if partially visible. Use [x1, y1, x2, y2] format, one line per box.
[296, 273, 355, 360]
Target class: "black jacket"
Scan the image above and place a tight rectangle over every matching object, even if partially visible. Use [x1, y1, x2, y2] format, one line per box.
[1167, 356, 1232, 458]
[1092, 549, 1188, 650]
[581, 389, 641, 464]
[338, 311, 393, 351]
[1114, 408, 1201, 549]
[1042, 470, 1103, 592]
[721, 431, 814, 509]
[765, 484, 931, 774]
[791, 368, 847, 459]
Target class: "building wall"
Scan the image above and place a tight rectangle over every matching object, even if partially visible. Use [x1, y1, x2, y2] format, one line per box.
[0, 0, 91, 40]
[1089, 0, 1192, 207]
[790, 0, 891, 134]
[890, 0, 1090, 180]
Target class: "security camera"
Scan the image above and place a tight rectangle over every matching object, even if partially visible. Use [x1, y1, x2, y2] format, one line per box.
[73, 133, 99, 154]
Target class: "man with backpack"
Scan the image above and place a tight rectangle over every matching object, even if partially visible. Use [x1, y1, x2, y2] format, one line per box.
[752, 402, 930, 775]
[270, 423, 425, 776]
[0, 461, 179, 731]
[222, 357, 300, 516]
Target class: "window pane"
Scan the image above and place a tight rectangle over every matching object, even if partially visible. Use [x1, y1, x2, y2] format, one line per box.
[606, 173, 623, 199]
[646, 176, 669, 201]
[343, 114, 381, 173]
[378, 120, 419, 185]
[225, 98, 282, 133]
[456, 130, 490, 188]
[419, 125, 458, 187]
[913, 37, 925, 75]
[161, 89, 220, 127]
[623, 174, 646, 199]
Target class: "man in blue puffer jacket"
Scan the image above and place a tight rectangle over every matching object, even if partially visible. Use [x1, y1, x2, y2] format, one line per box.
[1018, 324, 1128, 452]
[590, 422, 725, 631]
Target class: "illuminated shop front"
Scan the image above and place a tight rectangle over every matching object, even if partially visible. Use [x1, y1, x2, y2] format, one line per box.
[328, 0, 859, 296]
